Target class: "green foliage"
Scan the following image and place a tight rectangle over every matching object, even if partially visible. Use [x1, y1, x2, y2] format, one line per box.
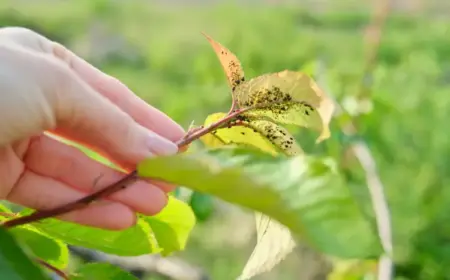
[70, 263, 138, 280]
[200, 112, 303, 156]
[141, 196, 196, 256]
[18, 196, 195, 257]
[0, 1, 449, 279]
[0, 204, 68, 273]
[9, 227, 68, 269]
[189, 191, 215, 221]
[137, 147, 381, 258]
[0, 227, 48, 280]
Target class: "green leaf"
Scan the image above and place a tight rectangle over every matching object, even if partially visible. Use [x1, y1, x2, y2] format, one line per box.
[70, 263, 138, 280]
[200, 112, 303, 156]
[0, 205, 66, 268]
[137, 147, 382, 259]
[9, 226, 69, 270]
[234, 70, 335, 142]
[25, 216, 158, 256]
[189, 191, 215, 221]
[0, 227, 48, 280]
[19, 196, 195, 257]
[200, 113, 301, 278]
[142, 196, 196, 256]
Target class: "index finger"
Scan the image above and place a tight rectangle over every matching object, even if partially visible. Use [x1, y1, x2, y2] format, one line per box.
[52, 43, 186, 143]
[0, 27, 186, 143]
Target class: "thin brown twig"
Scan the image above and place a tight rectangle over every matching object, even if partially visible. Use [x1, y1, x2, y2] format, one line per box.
[0, 212, 17, 218]
[1, 108, 250, 229]
[35, 258, 69, 280]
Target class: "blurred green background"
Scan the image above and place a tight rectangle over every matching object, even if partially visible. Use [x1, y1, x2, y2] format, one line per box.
[1, 0, 449, 279]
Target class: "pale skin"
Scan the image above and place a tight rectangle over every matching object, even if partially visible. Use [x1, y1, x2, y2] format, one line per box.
[0, 27, 186, 230]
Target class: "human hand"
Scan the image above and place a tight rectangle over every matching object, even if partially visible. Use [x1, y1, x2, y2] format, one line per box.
[0, 27, 186, 230]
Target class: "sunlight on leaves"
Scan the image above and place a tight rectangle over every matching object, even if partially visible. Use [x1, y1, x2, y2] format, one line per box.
[235, 70, 335, 142]
[0, 206, 69, 270]
[10, 226, 69, 270]
[141, 196, 196, 256]
[137, 147, 382, 260]
[200, 112, 301, 279]
[21, 212, 159, 256]
[17, 196, 195, 257]
[200, 112, 303, 156]
[203, 35, 334, 143]
[0, 227, 48, 280]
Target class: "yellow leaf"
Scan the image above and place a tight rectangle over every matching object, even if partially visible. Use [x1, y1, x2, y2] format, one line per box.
[199, 112, 303, 156]
[327, 259, 378, 280]
[202, 33, 245, 92]
[238, 213, 296, 280]
[234, 70, 335, 142]
[200, 112, 299, 280]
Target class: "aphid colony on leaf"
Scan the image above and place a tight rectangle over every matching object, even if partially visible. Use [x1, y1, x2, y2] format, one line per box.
[199, 33, 333, 156]
[198, 33, 335, 280]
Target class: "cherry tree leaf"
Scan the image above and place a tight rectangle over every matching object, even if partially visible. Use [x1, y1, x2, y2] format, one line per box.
[200, 112, 302, 279]
[0, 208, 69, 270]
[137, 147, 382, 261]
[200, 112, 303, 156]
[0, 227, 48, 280]
[70, 263, 138, 280]
[202, 32, 245, 92]
[16, 197, 195, 257]
[238, 213, 297, 280]
[235, 70, 335, 142]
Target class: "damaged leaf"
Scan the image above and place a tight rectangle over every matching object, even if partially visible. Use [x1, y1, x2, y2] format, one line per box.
[200, 112, 303, 156]
[202, 32, 245, 92]
[234, 70, 334, 142]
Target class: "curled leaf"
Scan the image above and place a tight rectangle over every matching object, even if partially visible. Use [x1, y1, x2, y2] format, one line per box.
[235, 70, 334, 142]
[202, 32, 245, 92]
[238, 213, 296, 280]
[200, 112, 303, 156]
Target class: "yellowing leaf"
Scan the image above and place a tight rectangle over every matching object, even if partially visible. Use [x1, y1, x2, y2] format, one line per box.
[235, 70, 334, 142]
[238, 213, 296, 280]
[202, 32, 245, 91]
[200, 112, 303, 156]
[327, 259, 378, 280]
[200, 113, 300, 280]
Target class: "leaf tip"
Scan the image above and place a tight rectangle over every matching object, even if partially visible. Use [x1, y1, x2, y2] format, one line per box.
[201, 31, 213, 42]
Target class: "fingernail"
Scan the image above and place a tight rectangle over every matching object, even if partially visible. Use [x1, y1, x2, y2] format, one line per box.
[148, 132, 179, 156]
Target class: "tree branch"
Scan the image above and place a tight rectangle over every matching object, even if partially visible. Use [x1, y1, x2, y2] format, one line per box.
[1, 108, 249, 229]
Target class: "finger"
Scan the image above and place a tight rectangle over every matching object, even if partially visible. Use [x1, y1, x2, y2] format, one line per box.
[0, 28, 180, 169]
[0, 27, 185, 143]
[7, 170, 136, 230]
[54, 44, 186, 143]
[24, 135, 171, 213]
[0, 42, 178, 169]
